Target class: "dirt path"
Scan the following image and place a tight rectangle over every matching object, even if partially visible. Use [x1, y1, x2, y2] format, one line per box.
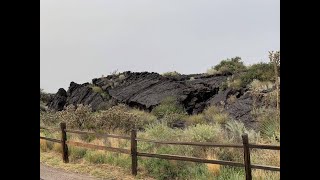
[40, 163, 99, 180]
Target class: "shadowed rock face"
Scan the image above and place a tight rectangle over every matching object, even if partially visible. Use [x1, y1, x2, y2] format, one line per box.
[47, 71, 271, 127]
[65, 82, 106, 111]
[47, 88, 67, 111]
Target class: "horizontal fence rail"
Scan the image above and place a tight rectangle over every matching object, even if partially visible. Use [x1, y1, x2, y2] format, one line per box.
[65, 129, 131, 140]
[136, 138, 244, 148]
[251, 164, 280, 171]
[40, 123, 280, 180]
[40, 126, 60, 132]
[137, 152, 245, 167]
[40, 136, 61, 143]
[249, 144, 280, 150]
[66, 141, 130, 154]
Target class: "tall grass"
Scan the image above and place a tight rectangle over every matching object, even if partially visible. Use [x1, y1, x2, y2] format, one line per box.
[41, 102, 279, 179]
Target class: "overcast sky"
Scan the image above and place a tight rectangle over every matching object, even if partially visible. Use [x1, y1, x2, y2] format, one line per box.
[40, 0, 279, 93]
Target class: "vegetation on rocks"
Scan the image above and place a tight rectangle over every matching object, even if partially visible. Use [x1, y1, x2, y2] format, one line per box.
[41, 51, 280, 180]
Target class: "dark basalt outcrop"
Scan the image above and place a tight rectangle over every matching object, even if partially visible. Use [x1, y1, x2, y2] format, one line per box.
[47, 88, 67, 111]
[48, 71, 271, 127]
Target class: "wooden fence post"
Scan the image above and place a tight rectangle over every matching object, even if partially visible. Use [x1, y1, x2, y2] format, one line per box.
[60, 122, 69, 163]
[131, 129, 138, 176]
[242, 134, 252, 180]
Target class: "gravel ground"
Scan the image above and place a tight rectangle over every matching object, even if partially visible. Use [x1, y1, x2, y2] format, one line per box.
[40, 163, 99, 180]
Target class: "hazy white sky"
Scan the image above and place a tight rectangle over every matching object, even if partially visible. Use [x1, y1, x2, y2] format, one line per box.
[40, 0, 279, 93]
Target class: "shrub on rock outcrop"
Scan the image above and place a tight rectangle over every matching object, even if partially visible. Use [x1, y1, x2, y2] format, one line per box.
[151, 96, 186, 119]
[240, 62, 275, 87]
[210, 57, 246, 75]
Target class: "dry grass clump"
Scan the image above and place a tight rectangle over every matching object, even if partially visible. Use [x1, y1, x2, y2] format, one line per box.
[203, 105, 230, 124]
[162, 71, 181, 77]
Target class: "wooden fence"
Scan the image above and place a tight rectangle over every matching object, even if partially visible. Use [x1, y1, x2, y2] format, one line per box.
[40, 123, 280, 180]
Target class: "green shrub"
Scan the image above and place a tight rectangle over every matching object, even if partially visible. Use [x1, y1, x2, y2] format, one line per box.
[203, 105, 230, 124]
[227, 78, 242, 90]
[40, 88, 53, 103]
[219, 81, 228, 93]
[129, 109, 157, 130]
[226, 95, 237, 104]
[94, 104, 154, 132]
[140, 145, 211, 180]
[206, 68, 220, 75]
[161, 113, 187, 128]
[84, 150, 107, 164]
[212, 57, 246, 74]
[151, 96, 185, 119]
[184, 124, 226, 144]
[240, 62, 275, 87]
[91, 86, 103, 93]
[57, 104, 94, 130]
[162, 71, 181, 77]
[225, 120, 261, 144]
[216, 167, 245, 180]
[118, 74, 126, 81]
[256, 108, 280, 140]
[40, 111, 60, 126]
[185, 114, 206, 126]
[69, 146, 87, 162]
[105, 153, 131, 169]
[91, 86, 110, 99]
[138, 123, 207, 180]
[140, 122, 182, 141]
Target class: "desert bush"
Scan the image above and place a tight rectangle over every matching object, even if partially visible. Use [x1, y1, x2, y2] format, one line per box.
[140, 122, 182, 141]
[69, 146, 87, 162]
[185, 114, 206, 126]
[219, 81, 228, 93]
[206, 68, 220, 75]
[91, 86, 110, 99]
[184, 124, 226, 144]
[91, 86, 103, 93]
[94, 104, 136, 132]
[104, 153, 131, 169]
[40, 102, 47, 112]
[240, 62, 275, 87]
[227, 78, 242, 90]
[226, 95, 237, 104]
[94, 104, 155, 132]
[139, 124, 212, 180]
[118, 74, 126, 81]
[161, 113, 187, 128]
[40, 139, 48, 152]
[212, 57, 246, 74]
[225, 120, 262, 144]
[162, 71, 181, 77]
[40, 132, 55, 151]
[129, 109, 157, 130]
[57, 104, 94, 130]
[140, 149, 210, 180]
[84, 150, 107, 164]
[151, 96, 185, 119]
[216, 167, 245, 180]
[40, 111, 60, 126]
[203, 105, 230, 124]
[258, 110, 280, 141]
[249, 79, 274, 92]
[40, 88, 53, 103]
[263, 90, 278, 108]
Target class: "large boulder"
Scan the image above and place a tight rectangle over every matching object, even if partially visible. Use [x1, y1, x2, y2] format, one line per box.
[65, 82, 107, 111]
[47, 88, 67, 111]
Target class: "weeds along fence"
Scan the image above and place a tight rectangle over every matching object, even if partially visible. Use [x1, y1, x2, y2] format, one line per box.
[40, 123, 280, 180]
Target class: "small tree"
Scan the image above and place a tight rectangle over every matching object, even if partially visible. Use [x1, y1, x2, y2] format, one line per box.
[269, 51, 280, 113]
